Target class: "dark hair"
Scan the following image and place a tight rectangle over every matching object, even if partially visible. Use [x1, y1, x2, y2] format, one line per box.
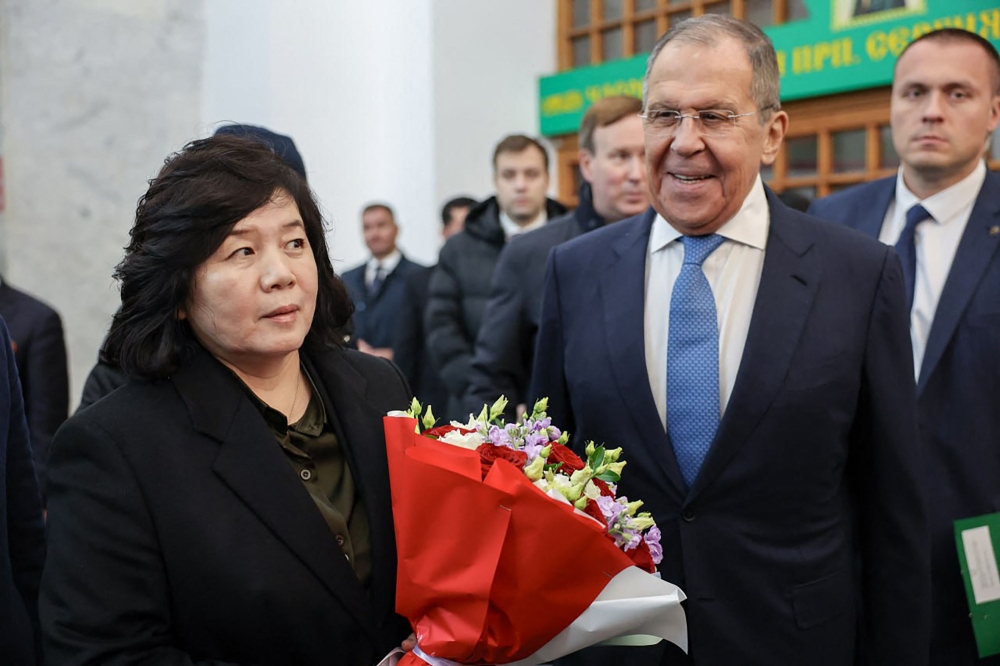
[579, 96, 643, 153]
[492, 134, 550, 172]
[103, 134, 352, 379]
[897, 28, 1000, 93]
[361, 202, 396, 221]
[441, 196, 478, 227]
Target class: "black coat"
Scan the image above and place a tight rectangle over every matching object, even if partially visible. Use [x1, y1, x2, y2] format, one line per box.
[391, 266, 450, 420]
[425, 196, 567, 419]
[0, 316, 45, 666]
[342, 256, 425, 349]
[0, 281, 69, 498]
[465, 186, 603, 419]
[41, 345, 412, 665]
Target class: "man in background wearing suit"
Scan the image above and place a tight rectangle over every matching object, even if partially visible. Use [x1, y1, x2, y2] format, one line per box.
[0, 279, 69, 500]
[465, 96, 648, 419]
[341, 203, 424, 361]
[809, 28, 1000, 664]
[532, 15, 929, 665]
[0, 314, 46, 665]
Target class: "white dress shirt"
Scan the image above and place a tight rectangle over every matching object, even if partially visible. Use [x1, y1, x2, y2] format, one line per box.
[499, 210, 547, 239]
[365, 249, 402, 289]
[879, 161, 985, 379]
[645, 176, 769, 431]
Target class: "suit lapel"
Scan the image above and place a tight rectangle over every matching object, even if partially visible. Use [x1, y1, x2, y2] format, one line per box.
[857, 179, 896, 238]
[918, 172, 1000, 394]
[304, 350, 399, 625]
[600, 210, 687, 500]
[688, 198, 819, 503]
[172, 349, 382, 645]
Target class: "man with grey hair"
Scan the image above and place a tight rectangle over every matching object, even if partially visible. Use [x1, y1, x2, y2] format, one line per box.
[533, 15, 929, 665]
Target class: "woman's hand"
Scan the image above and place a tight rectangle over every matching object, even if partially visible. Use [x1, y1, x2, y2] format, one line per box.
[401, 633, 417, 652]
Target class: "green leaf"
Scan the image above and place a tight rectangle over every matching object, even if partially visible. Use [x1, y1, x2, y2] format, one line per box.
[594, 470, 621, 483]
[590, 446, 606, 471]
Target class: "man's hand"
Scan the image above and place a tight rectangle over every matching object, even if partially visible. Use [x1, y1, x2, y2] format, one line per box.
[401, 633, 417, 652]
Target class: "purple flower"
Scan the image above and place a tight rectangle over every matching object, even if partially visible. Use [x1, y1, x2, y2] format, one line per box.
[596, 495, 623, 522]
[488, 425, 514, 449]
[644, 526, 663, 564]
[547, 426, 561, 441]
[534, 417, 552, 432]
[525, 431, 548, 450]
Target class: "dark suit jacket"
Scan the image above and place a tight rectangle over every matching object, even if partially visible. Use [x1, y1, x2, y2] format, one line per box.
[0, 281, 70, 498]
[40, 345, 412, 665]
[531, 195, 930, 665]
[810, 170, 1000, 664]
[342, 255, 425, 349]
[392, 266, 449, 420]
[465, 186, 603, 419]
[0, 316, 45, 665]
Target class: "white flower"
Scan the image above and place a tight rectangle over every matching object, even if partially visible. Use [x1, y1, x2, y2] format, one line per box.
[583, 480, 601, 500]
[438, 428, 485, 450]
[386, 410, 410, 418]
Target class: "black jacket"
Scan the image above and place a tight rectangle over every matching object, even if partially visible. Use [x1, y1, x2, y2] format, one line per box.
[465, 186, 603, 419]
[391, 266, 449, 420]
[0, 281, 69, 499]
[425, 196, 567, 419]
[41, 345, 412, 665]
[341, 255, 425, 349]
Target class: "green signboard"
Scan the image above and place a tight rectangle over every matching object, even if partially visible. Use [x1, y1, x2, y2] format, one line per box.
[539, 0, 1000, 136]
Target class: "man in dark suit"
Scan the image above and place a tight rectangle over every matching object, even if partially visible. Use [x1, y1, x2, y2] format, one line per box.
[532, 15, 929, 665]
[342, 203, 424, 361]
[465, 96, 648, 419]
[0, 279, 69, 498]
[426, 135, 567, 420]
[809, 28, 1000, 664]
[0, 315, 46, 665]
[393, 197, 476, 419]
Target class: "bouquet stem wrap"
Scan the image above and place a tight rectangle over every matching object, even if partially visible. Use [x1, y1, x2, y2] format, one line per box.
[382, 417, 687, 666]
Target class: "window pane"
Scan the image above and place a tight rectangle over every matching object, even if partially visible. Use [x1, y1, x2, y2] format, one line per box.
[573, 35, 592, 67]
[786, 135, 818, 178]
[603, 0, 624, 21]
[704, 1, 732, 15]
[636, 0, 658, 11]
[746, 0, 774, 26]
[832, 128, 866, 173]
[787, 0, 810, 21]
[667, 9, 692, 25]
[880, 125, 900, 169]
[603, 27, 624, 61]
[635, 20, 659, 53]
[783, 186, 816, 202]
[572, 0, 590, 28]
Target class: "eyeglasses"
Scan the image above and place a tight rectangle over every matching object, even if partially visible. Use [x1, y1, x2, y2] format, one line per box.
[638, 107, 773, 135]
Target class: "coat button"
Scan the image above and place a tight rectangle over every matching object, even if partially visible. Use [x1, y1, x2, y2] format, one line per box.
[682, 509, 695, 522]
[336, 534, 346, 547]
[300, 469, 313, 481]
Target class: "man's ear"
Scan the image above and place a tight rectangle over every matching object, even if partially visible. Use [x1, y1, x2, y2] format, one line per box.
[761, 110, 789, 167]
[579, 149, 595, 183]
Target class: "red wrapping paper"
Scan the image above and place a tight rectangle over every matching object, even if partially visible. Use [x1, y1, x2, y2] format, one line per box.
[383, 416, 636, 665]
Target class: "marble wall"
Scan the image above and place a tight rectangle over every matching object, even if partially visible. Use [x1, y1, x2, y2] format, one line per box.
[0, 0, 204, 406]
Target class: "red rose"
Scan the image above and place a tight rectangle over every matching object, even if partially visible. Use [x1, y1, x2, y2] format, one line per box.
[582, 498, 606, 527]
[591, 478, 615, 497]
[424, 424, 473, 439]
[626, 539, 657, 574]
[476, 444, 528, 480]
[547, 443, 585, 472]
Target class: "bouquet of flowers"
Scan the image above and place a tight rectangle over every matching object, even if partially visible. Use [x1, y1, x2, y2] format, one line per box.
[380, 397, 687, 666]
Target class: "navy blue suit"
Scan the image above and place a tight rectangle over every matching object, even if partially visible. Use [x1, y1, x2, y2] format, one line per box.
[810, 170, 1000, 664]
[0, 315, 46, 665]
[342, 256, 425, 349]
[531, 194, 930, 665]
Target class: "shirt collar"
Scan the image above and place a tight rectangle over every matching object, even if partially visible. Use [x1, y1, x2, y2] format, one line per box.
[499, 209, 547, 239]
[650, 175, 770, 253]
[895, 160, 986, 225]
[367, 249, 401, 273]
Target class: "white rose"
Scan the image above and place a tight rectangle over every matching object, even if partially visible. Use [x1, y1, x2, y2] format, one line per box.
[438, 429, 485, 450]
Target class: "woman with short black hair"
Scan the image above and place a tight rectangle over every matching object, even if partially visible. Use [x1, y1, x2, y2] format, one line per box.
[40, 134, 413, 665]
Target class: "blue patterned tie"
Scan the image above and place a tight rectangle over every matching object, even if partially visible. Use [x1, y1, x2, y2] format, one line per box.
[896, 204, 932, 312]
[668, 234, 725, 489]
[368, 263, 386, 297]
